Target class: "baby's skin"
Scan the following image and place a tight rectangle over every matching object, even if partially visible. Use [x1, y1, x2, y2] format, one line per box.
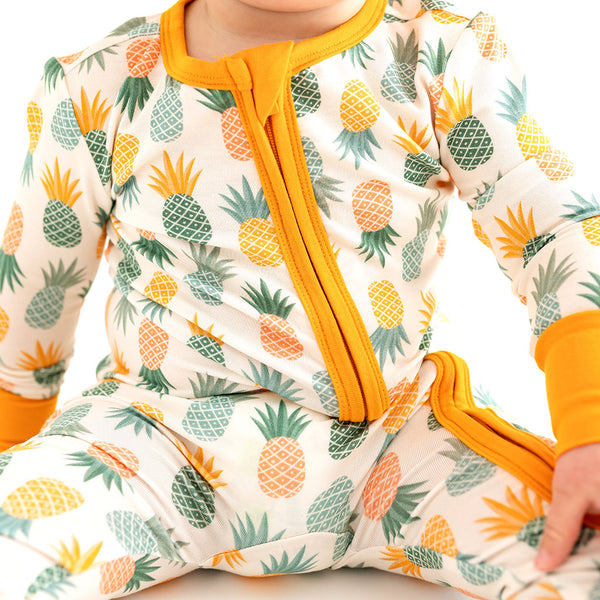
[184, 0, 600, 573]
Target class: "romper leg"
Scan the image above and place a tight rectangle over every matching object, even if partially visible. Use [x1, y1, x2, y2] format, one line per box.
[0, 392, 210, 599]
[332, 354, 600, 599]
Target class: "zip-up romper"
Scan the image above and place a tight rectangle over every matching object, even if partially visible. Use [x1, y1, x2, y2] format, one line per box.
[1, 0, 600, 598]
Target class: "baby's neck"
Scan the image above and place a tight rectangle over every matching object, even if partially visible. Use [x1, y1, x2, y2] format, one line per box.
[184, 0, 366, 62]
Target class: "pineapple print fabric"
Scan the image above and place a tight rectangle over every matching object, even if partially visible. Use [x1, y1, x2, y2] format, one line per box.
[1, 0, 600, 596]
[1, 359, 600, 598]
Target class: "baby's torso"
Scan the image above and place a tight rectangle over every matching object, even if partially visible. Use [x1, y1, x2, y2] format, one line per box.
[58, 0, 472, 420]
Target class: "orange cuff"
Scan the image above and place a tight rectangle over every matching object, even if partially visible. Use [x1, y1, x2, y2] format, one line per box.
[534, 310, 600, 457]
[0, 389, 58, 451]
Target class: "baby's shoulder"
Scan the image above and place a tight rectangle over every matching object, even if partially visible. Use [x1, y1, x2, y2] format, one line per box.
[48, 10, 163, 97]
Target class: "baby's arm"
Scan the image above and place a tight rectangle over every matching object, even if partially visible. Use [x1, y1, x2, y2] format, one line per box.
[0, 57, 113, 450]
[433, 13, 600, 458]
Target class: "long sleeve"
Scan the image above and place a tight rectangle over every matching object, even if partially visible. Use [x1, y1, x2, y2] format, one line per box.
[433, 14, 600, 457]
[0, 57, 113, 450]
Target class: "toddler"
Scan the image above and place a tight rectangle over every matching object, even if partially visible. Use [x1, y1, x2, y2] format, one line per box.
[1, 0, 600, 598]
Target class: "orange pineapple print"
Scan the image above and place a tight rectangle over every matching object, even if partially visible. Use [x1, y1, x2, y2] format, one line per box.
[116, 37, 161, 120]
[253, 401, 310, 498]
[352, 179, 400, 266]
[241, 279, 304, 360]
[137, 317, 174, 394]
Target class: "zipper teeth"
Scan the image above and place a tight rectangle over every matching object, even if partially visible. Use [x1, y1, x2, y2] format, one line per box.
[265, 119, 281, 169]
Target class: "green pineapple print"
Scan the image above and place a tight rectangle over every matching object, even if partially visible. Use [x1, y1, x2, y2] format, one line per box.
[261, 546, 319, 575]
[418, 38, 452, 115]
[83, 379, 121, 397]
[402, 194, 440, 281]
[25, 259, 86, 329]
[328, 420, 369, 460]
[171, 464, 216, 530]
[381, 31, 419, 103]
[107, 509, 186, 562]
[561, 191, 600, 222]
[291, 68, 322, 117]
[312, 369, 339, 417]
[148, 151, 213, 244]
[341, 40, 375, 69]
[25, 564, 74, 598]
[0, 453, 13, 476]
[213, 512, 286, 569]
[114, 232, 142, 334]
[436, 78, 494, 171]
[183, 375, 248, 441]
[186, 317, 227, 365]
[131, 229, 177, 270]
[51, 98, 81, 151]
[393, 118, 442, 187]
[301, 136, 343, 218]
[151, 75, 184, 142]
[40, 159, 83, 249]
[43, 56, 65, 93]
[455, 555, 504, 586]
[471, 178, 497, 212]
[439, 438, 497, 496]
[579, 271, 600, 309]
[106, 405, 159, 438]
[38, 404, 92, 438]
[421, 0, 453, 8]
[183, 244, 236, 306]
[71, 87, 112, 185]
[242, 361, 304, 403]
[531, 249, 576, 336]
[306, 476, 354, 534]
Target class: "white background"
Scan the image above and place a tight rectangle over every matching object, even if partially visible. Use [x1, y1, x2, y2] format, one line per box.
[0, 0, 598, 438]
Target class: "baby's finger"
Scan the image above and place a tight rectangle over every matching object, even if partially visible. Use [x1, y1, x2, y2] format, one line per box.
[535, 487, 587, 571]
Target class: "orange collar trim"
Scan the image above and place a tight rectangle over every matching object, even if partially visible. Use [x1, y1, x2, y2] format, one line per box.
[160, 0, 386, 88]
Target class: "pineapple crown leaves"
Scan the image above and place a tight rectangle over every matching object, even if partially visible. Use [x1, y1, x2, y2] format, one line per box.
[418, 38, 452, 76]
[261, 546, 318, 575]
[41, 158, 83, 207]
[436, 78, 473, 133]
[415, 192, 441, 233]
[188, 371, 243, 398]
[195, 88, 236, 113]
[148, 151, 202, 199]
[77, 47, 120, 76]
[42, 56, 65, 93]
[531, 249, 577, 301]
[50, 536, 103, 573]
[393, 115, 433, 154]
[94, 206, 111, 229]
[220, 176, 269, 222]
[182, 243, 236, 278]
[252, 400, 311, 441]
[438, 437, 470, 461]
[16, 340, 65, 371]
[71, 87, 112, 136]
[578, 270, 600, 309]
[107, 16, 147, 37]
[388, 29, 419, 65]
[560, 191, 600, 221]
[42, 258, 86, 289]
[435, 201, 449, 238]
[230, 512, 285, 549]
[497, 75, 528, 125]
[241, 278, 296, 319]
[242, 361, 304, 402]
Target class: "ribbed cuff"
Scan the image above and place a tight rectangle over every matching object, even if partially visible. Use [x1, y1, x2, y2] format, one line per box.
[534, 310, 600, 457]
[0, 389, 58, 451]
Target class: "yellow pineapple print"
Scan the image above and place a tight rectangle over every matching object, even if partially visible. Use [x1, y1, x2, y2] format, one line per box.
[0, 478, 84, 537]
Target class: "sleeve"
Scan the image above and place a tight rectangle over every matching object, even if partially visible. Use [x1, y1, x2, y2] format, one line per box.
[433, 13, 600, 458]
[0, 57, 113, 450]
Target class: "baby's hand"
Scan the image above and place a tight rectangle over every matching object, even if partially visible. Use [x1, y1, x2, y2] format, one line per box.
[536, 442, 600, 571]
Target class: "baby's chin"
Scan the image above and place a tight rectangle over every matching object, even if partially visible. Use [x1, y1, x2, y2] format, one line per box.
[237, 0, 350, 12]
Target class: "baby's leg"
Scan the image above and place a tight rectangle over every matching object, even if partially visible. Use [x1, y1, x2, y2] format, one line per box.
[334, 353, 600, 599]
[0, 392, 209, 599]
